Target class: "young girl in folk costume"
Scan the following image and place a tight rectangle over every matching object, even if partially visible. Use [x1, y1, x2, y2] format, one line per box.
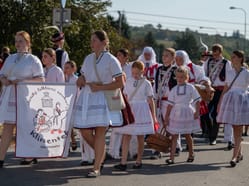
[107, 48, 136, 160]
[64, 60, 95, 165]
[138, 46, 161, 85]
[42, 48, 64, 83]
[217, 50, 249, 167]
[164, 66, 201, 164]
[114, 61, 157, 171]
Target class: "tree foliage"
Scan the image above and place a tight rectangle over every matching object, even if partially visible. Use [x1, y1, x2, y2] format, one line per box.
[0, 0, 130, 67]
[174, 30, 199, 61]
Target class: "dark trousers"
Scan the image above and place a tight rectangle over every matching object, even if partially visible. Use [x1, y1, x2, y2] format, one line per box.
[200, 113, 211, 136]
[207, 90, 222, 142]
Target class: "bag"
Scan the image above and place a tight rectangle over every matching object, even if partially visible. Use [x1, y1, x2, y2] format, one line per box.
[194, 84, 215, 101]
[104, 89, 126, 111]
[92, 53, 125, 111]
[146, 128, 172, 153]
[121, 91, 135, 126]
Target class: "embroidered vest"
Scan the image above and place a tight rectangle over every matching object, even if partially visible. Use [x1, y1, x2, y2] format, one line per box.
[207, 58, 227, 82]
[154, 65, 177, 93]
[56, 49, 64, 68]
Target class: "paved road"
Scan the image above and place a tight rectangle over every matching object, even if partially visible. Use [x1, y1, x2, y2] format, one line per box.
[1, 129, 249, 186]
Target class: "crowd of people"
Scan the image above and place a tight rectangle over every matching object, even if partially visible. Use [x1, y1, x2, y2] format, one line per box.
[0, 30, 249, 178]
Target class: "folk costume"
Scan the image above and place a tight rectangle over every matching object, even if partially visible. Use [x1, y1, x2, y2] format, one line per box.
[167, 83, 201, 134]
[116, 77, 155, 135]
[154, 64, 177, 127]
[44, 64, 64, 83]
[73, 51, 123, 129]
[204, 56, 233, 143]
[138, 47, 161, 85]
[0, 53, 44, 124]
[217, 68, 249, 125]
[51, 32, 69, 70]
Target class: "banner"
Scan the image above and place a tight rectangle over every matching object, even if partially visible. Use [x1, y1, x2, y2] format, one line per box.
[16, 83, 77, 158]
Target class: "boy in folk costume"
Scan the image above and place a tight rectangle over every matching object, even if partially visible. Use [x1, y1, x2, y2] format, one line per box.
[154, 48, 177, 123]
[154, 48, 178, 155]
[164, 66, 201, 164]
[114, 61, 157, 170]
[203, 44, 233, 146]
[51, 32, 69, 70]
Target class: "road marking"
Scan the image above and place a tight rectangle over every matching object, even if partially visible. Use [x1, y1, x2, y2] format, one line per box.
[242, 141, 249, 145]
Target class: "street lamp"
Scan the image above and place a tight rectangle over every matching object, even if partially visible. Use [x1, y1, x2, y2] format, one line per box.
[60, 0, 67, 32]
[199, 26, 219, 43]
[229, 6, 247, 52]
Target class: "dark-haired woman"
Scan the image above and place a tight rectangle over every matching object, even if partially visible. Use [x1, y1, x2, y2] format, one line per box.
[217, 50, 249, 167]
[74, 30, 124, 177]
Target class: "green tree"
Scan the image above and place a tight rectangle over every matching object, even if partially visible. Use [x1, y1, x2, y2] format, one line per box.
[144, 31, 157, 48]
[107, 12, 131, 39]
[174, 30, 199, 61]
[0, 0, 130, 67]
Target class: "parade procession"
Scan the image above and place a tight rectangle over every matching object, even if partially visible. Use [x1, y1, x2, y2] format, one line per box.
[0, 0, 249, 185]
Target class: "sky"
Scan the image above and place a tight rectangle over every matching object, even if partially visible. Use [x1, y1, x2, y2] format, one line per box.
[107, 0, 249, 38]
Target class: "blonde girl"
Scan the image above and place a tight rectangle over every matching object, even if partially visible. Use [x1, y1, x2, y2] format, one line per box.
[164, 66, 201, 164]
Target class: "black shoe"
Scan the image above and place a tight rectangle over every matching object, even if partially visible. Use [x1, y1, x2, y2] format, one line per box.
[165, 159, 174, 165]
[0, 160, 4, 168]
[230, 160, 236, 167]
[20, 158, 38, 165]
[105, 153, 114, 160]
[227, 142, 234, 150]
[113, 163, 127, 171]
[150, 151, 161, 160]
[186, 155, 195, 162]
[80, 161, 94, 166]
[242, 132, 248, 136]
[236, 155, 243, 163]
[132, 162, 142, 169]
[71, 142, 77, 151]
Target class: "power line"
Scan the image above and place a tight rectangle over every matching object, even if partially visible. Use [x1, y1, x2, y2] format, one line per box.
[109, 10, 247, 26]
[127, 17, 241, 33]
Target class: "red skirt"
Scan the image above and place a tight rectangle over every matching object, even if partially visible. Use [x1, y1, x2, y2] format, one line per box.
[199, 100, 209, 115]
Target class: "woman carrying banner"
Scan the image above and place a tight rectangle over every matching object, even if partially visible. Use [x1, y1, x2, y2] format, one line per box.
[74, 30, 124, 178]
[0, 31, 44, 168]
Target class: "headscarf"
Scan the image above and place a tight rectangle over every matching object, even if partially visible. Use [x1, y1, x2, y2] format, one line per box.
[138, 46, 157, 66]
[175, 50, 191, 66]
